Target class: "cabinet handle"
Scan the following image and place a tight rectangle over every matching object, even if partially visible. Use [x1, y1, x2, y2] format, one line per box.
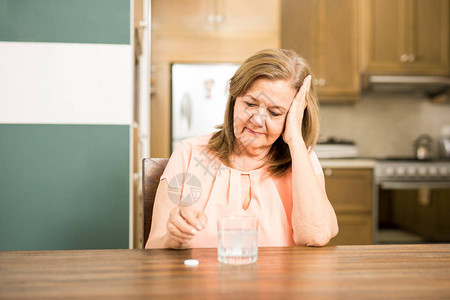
[324, 168, 333, 177]
[400, 54, 409, 63]
[400, 54, 416, 63]
[215, 15, 224, 23]
[418, 188, 431, 206]
[207, 14, 224, 24]
[313, 78, 326, 87]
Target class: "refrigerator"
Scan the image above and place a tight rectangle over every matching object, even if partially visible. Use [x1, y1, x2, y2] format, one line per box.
[171, 63, 240, 151]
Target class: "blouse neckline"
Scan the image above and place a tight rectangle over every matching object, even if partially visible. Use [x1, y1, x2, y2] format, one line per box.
[219, 160, 267, 175]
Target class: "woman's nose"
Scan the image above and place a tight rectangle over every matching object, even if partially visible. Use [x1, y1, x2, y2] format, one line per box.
[250, 108, 266, 127]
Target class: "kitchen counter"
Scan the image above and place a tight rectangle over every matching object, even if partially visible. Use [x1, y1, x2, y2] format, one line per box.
[319, 158, 377, 169]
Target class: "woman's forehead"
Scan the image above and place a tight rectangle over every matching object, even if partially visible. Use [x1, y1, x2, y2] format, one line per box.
[243, 78, 296, 108]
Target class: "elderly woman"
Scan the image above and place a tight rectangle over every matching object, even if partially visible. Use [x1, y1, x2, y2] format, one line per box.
[146, 49, 338, 249]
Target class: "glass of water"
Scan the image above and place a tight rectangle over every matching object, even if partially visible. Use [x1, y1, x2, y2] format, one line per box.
[217, 215, 258, 265]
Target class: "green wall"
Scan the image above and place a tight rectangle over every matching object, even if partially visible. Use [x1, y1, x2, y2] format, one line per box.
[0, 125, 130, 250]
[0, 0, 130, 44]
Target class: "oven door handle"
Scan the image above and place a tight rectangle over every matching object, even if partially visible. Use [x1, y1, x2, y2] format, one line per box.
[379, 181, 450, 189]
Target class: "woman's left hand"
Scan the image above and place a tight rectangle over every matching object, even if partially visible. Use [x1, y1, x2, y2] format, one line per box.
[283, 75, 311, 145]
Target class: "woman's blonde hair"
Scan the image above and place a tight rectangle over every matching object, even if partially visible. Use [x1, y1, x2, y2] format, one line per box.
[208, 48, 320, 177]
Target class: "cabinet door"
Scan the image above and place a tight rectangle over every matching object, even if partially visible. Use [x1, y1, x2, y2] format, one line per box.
[281, 0, 314, 62]
[151, 0, 214, 34]
[324, 168, 373, 212]
[363, 0, 406, 73]
[152, 0, 279, 37]
[282, 0, 360, 102]
[390, 189, 450, 241]
[416, 189, 450, 241]
[434, 189, 450, 240]
[411, 0, 449, 73]
[323, 168, 374, 245]
[391, 190, 418, 232]
[328, 214, 373, 245]
[316, 0, 360, 101]
[363, 0, 449, 75]
[219, 0, 280, 35]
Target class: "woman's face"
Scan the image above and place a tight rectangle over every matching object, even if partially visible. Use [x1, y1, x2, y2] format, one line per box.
[233, 78, 296, 157]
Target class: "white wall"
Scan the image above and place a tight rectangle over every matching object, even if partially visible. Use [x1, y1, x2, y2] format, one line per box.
[0, 42, 132, 125]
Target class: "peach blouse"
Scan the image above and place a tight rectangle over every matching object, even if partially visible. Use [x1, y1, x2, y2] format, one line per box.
[146, 134, 323, 248]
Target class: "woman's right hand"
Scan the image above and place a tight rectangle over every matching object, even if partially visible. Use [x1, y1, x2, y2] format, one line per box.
[282, 75, 311, 146]
[166, 206, 208, 248]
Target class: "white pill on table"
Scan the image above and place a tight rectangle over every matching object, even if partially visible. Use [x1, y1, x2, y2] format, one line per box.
[184, 259, 199, 266]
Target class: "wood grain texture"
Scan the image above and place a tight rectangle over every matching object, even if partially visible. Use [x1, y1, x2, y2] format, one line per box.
[325, 168, 373, 212]
[324, 168, 373, 245]
[142, 158, 169, 248]
[1, 244, 450, 299]
[281, 0, 361, 102]
[362, 0, 449, 75]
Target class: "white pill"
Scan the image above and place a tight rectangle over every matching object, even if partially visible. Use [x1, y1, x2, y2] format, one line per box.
[184, 259, 199, 266]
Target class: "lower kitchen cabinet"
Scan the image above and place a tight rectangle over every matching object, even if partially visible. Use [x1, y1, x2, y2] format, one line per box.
[432, 189, 450, 240]
[323, 168, 374, 245]
[389, 189, 450, 242]
[330, 214, 373, 245]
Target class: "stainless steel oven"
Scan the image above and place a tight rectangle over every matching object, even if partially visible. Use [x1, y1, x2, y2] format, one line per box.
[374, 159, 450, 244]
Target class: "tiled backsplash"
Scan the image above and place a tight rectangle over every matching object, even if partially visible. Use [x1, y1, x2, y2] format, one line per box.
[319, 93, 450, 158]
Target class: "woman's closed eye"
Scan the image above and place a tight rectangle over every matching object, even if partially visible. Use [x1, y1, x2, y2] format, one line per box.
[244, 100, 283, 117]
[269, 110, 282, 117]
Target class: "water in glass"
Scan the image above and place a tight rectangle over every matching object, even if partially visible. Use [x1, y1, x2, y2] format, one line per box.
[217, 229, 258, 264]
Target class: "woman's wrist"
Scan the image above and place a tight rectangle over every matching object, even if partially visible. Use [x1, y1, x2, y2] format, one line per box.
[164, 233, 191, 249]
[286, 134, 306, 149]
[163, 234, 179, 249]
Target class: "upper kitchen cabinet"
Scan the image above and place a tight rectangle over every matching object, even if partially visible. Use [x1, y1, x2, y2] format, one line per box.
[362, 0, 449, 75]
[151, 0, 279, 37]
[281, 0, 361, 102]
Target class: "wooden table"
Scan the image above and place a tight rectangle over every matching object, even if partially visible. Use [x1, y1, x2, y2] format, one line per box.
[1, 244, 449, 299]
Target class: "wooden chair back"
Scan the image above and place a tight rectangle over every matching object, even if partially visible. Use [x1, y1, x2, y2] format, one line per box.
[142, 158, 169, 248]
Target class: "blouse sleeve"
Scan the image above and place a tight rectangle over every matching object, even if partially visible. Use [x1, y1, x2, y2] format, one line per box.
[161, 141, 191, 183]
[145, 141, 192, 249]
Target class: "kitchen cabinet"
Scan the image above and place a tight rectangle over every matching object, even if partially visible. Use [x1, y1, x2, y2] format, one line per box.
[150, 0, 280, 158]
[281, 0, 360, 102]
[152, 0, 279, 37]
[388, 190, 418, 233]
[432, 189, 450, 240]
[324, 168, 374, 245]
[390, 189, 450, 241]
[362, 0, 450, 75]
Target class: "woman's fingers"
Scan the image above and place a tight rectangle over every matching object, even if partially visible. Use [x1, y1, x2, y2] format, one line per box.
[288, 75, 311, 124]
[180, 207, 207, 231]
[167, 207, 208, 243]
[283, 75, 312, 144]
[196, 211, 208, 229]
[170, 207, 198, 234]
[302, 75, 311, 109]
[294, 75, 311, 110]
[167, 221, 195, 240]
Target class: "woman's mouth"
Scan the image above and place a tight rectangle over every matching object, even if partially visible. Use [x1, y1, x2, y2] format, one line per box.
[245, 127, 264, 135]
